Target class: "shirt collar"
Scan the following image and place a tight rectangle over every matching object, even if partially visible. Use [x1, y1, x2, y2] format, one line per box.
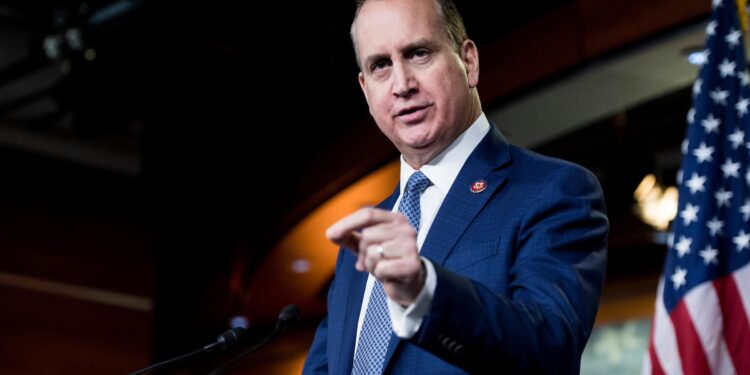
[399, 112, 491, 196]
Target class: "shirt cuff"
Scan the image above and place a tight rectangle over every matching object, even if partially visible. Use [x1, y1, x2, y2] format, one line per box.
[386, 257, 437, 338]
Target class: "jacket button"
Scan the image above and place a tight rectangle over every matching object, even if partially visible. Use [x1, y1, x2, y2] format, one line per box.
[446, 340, 457, 351]
[440, 336, 452, 348]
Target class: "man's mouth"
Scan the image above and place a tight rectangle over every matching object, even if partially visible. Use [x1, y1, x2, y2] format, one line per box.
[395, 104, 431, 124]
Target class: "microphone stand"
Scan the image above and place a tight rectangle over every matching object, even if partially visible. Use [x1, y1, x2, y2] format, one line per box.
[128, 328, 246, 375]
[130, 346, 209, 375]
[207, 304, 300, 375]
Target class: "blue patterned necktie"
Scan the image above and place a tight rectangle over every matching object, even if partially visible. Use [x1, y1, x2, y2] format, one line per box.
[351, 171, 432, 375]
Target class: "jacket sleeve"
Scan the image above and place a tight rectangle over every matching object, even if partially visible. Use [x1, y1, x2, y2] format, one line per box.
[410, 165, 608, 374]
[302, 314, 329, 375]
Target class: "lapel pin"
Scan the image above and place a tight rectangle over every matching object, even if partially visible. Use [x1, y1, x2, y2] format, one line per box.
[470, 180, 487, 193]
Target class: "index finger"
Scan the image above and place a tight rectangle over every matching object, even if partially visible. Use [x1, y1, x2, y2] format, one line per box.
[326, 207, 400, 243]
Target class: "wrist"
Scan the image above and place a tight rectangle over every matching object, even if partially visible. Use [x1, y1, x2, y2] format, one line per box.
[403, 259, 427, 307]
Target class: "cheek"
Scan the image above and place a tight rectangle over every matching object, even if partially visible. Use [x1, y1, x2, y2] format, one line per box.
[433, 76, 461, 116]
[372, 98, 398, 127]
[440, 70, 470, 108]
[443, 67, 467, 92]
[365, 91, 395, 129]
[365, 87, 389, 112]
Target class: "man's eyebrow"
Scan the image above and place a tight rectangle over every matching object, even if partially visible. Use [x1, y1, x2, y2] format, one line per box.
[401, 38, 438, 52]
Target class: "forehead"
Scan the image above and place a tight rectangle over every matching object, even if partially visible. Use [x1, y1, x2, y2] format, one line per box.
[354, 0, 445, 55]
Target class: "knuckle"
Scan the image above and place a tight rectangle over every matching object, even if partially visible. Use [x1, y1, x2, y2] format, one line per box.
[365, 208, 378, 221]
[360, 226, 372, 238]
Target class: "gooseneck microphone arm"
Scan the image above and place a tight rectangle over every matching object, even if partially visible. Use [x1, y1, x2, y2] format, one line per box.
[207, 304, 301, 375]
[128, 327, 246, 375]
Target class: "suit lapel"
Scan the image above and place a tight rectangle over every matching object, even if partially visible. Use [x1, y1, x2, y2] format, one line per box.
[381, 126, 512, 372]
[335, 187, 400, 375]
[420, 126, 512, 265]
[336, 265, 366, 375]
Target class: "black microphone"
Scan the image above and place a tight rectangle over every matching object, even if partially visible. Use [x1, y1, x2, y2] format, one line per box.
[277, 304, 301, 330]
[128, 327, 247, 375]
[207, 304, 301, 375]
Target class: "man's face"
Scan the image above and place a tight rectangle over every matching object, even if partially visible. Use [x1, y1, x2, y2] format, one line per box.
[354, 0, 479, 167]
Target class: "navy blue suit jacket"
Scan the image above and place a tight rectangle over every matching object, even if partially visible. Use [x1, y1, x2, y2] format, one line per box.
[303, 127, 608, 374]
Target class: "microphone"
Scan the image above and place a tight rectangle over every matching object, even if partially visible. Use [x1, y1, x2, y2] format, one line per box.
[277, 303, 301, 330]
[128, 327, 247, 375]
[207, 304, 301, 375]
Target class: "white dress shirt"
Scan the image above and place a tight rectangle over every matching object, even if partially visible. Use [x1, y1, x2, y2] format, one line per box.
[354, 113, 491, 348]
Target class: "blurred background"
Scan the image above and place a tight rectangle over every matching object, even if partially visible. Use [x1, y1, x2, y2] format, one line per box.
[0, 0, 721, 373]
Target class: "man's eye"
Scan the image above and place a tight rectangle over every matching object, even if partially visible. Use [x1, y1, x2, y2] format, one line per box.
[371, 60, 389, 72]
[413, 49, 430, 58]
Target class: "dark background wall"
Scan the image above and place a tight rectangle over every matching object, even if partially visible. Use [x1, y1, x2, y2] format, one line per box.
[0, 0, 711, 373]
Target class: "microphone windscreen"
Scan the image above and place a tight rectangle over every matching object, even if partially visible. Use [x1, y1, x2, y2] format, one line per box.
[216, 327, 247, 349]
[278, 304, 301, 326]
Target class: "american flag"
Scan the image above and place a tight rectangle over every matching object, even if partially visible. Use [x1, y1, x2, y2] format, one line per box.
[643, 1, 750, 374]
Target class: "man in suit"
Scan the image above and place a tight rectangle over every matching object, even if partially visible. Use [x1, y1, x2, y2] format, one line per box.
[303, 0, 608, 373]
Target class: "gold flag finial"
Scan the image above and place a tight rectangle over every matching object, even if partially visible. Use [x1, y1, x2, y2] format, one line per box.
[738, 0, 748, 31]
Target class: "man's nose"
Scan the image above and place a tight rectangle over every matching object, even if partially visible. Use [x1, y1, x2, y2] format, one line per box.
[391, 63, 417, 98]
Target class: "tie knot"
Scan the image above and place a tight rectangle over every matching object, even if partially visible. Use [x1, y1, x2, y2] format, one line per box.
[405, 171, 432, 195]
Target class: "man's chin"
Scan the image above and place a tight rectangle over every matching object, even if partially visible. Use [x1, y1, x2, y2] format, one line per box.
[400, 140, 442, 166]
[404, 138, 434, 151]
[398, 128, 435, 147]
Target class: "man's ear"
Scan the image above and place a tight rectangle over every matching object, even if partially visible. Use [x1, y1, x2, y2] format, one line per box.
[358, 72, 367, 98]
[460, 39, 479, 88]
[358, 72, 373, 116]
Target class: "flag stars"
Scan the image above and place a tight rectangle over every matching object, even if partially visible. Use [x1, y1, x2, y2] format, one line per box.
[736, 99, 750, 119]
[685, 173, 707, 194]
[719, 59, 737, 77]
[702, 113, 721, 133]
[692, 51, 710, 66]
[729, 129, 746, 148]
[693, 79, 703, 96]
[725, 29, 742, 49]
[714, 187, 734, 207]
[680, 203, 700, 225]
[733, 230, 750, 252]
[693, 142, 714, 163]
[706, 20, 718, 36]
[699, 246, 719, 265]
[721, 158, 741, 178]
[707, 217, 725, 236]
[663, 6, 750, 307]
[740, 71, 750, 86]
[710, 89, 730, 105]
[741, 199, 750, 221]
[674, 236, 693, 257]
[671, 267, 688, 290]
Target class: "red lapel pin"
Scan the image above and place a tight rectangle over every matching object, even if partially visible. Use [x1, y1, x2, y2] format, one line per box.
[470, 180, 487, 193]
